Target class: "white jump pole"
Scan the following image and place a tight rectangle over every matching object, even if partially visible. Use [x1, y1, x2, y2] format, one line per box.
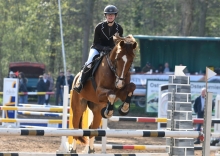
[57, 86, 69, 153]
[101, 118, 107, 153]
[0, 129, 201, 137]
[0, 153, 168, 156]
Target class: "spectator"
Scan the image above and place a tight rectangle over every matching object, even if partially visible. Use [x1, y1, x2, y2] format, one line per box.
[37, 75, 46, 105]
[179, 63, 189, 74]
[142, 62, 153, 73]
[156, 64, 164, 74]
[18, 72, 28, 103]
[55, 70, 65, 106]
[67, 70, 74, 82]
[8, 71, 15, 78]
[67, 70, 74, 93]
[193, 88, 215, 145]
[163, 62, 170, 73]
[67, 75, 73, 93]
[43, 73, 50, 105]
[47, 72, 54, 105]
[193, 87, 206, 144]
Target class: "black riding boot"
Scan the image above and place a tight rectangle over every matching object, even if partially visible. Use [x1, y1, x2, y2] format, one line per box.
[73, 67, 90, 93]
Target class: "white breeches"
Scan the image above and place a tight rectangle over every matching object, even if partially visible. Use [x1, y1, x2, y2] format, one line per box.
[85, 48, 99, 68]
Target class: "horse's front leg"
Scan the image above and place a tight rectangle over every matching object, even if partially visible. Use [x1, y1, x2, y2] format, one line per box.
[96, 87, 116, 118]
[116, 82, 136, 116]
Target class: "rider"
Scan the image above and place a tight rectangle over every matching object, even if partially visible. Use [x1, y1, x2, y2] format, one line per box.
[74, 5, 123, 93]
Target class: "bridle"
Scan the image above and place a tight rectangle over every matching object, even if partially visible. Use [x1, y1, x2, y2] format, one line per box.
[106, 54, 125, 81]
[106, 45, 133, 82]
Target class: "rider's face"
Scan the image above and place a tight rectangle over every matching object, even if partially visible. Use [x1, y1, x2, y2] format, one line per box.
[106, 14, 116, 23]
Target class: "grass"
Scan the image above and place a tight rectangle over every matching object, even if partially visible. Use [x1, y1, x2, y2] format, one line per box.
[113, 100, 147, 117]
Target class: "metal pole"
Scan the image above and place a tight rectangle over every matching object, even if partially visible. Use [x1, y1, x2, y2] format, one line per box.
[202, 92, 212, 156]
[58, 0, 68, 86]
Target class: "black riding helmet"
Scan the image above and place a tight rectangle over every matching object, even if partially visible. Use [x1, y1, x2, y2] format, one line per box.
[104, 5, 118, 15]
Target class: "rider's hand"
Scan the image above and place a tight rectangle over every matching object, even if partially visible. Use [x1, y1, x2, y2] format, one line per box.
[102, 46, 112, 52]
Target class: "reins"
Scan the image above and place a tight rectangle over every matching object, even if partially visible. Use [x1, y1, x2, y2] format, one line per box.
[106, 54, 125, 81]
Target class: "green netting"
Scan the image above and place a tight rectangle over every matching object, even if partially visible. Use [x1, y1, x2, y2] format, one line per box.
[138, 38, 220, 74]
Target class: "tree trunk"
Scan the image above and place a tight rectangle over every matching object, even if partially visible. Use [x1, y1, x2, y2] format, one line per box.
[180, 0, 194, 36]
[81, 0, 95, 66]
[198, 0, 208, 36]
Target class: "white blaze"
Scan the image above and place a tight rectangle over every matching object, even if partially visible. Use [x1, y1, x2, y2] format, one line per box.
[116, 55, 127, 88]
[121, 55, 127, 78]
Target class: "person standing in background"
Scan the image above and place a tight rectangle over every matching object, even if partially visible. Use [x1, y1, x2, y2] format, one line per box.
[18, 72, 28, 103]
[37, 75, 46, 104]
[8, 71, 15, 78]
[55, 70, 65, 106]
[67, 70, 74, 93]
[193, 87, 206, 144]
[43, 73, 50, 105]
[47, 72, 54, 105]
[67, 70, 74, 83]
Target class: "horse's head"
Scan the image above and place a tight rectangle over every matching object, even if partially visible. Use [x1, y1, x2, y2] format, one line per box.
[109, 34, 138, 89]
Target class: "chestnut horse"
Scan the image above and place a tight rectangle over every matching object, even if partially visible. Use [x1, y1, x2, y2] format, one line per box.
[70, 34, 137, 153]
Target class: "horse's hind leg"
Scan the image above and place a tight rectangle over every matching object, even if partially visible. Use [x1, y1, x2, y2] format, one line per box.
[87, 102, 104, 153]
[117, 83, 136, 116]
[70, 91, 87, 153]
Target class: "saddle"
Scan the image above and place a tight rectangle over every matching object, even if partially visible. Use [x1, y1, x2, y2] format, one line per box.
[88, 54, 104, 90]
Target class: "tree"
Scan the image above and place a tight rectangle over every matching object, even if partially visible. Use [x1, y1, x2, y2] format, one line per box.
[179, 0, 194, 36]
[82, 0, 95, 65]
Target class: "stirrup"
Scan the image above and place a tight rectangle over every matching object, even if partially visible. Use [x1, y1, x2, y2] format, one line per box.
[73, 84, 83, 93]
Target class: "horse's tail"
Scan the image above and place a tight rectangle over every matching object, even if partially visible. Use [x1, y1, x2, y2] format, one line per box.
[70, 85, 88, 144]
[76, 98, 88, 144]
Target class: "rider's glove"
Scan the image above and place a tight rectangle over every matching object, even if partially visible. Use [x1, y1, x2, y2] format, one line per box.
[102, 46, 112, 52]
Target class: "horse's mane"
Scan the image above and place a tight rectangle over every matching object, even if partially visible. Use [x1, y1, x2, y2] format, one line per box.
[113, 33, 138, 50]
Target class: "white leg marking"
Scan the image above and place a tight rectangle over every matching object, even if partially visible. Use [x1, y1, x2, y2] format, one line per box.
[121, 92, 132, 113]
[89, 137, 95, 150]
[72, 139, 77, 150]
[108, 94, 116, 104]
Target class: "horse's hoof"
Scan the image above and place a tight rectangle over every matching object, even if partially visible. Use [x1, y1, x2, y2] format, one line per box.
[101, 107, 113, 118]
[118, 104, 129, 116]
[88, 147, 95, 153]
[70, 148, 77, 153]
[101, 107, 107, 118]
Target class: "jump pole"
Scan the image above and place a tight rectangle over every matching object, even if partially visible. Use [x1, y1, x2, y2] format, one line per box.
[57, 85, 69, 153]
[18, 104, 69, 108]
[0, 106, 69, 112]
[108, 116, 220, 124]
[0, 153, 168, 156]
[203, 67, 216, 156]
[17, 111, 70, 117]
[93, 144, 220, 151]
[0, 129, 200, 137]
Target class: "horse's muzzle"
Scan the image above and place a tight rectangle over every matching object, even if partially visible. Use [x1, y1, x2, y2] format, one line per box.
[115, 78, 125, 89]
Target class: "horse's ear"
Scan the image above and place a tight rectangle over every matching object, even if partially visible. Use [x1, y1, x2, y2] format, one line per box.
[119, 40, 125, 47]
[133, 42, 137, 49]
